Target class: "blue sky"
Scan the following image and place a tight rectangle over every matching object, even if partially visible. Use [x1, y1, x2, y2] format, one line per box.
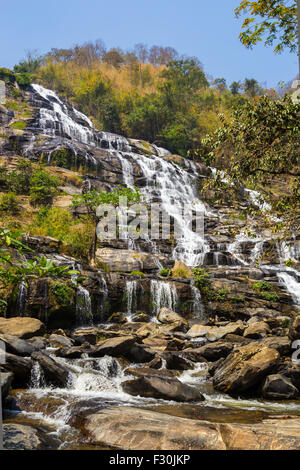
[1, 0, 298, 88]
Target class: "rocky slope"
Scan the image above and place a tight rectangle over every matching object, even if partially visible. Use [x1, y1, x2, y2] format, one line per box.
[0, 78, 300, 450]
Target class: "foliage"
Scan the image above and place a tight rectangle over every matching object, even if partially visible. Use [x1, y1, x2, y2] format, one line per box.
[252, 281, 272, 292]
[21, 256, 78, 279]
[192, 268, 211, 289]
[8, 159, 33, 194]
[10, 121, 27, 130]
[159, 268, 171, 277]
[129, 271, 145, 277]
[29, 169, 60, 206]
[0, 192, 21, 215]
[257, 291, 280, 302]
[50, 281, 75, 306]
[235, 0, 298, 53]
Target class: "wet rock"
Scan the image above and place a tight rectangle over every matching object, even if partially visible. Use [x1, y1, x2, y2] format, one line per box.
[0, 334, 36, 357]
[124, 367, 177, 379]
[276, 362, 300, 391]
[0, 317, 45, 339]
[180, 348, 207, 363]
[157, 307, 188, 327]
[89, 336, 136, 358]
[124, 343, 156, 363]
[122, 375, 204, 402]
[1, 371, 12, 400]
[3, 424, 43, 450]
[243, 321, 270, 339]
[2, 353, 32, 387]
[83, 406, 225, 450]
[31, 351, 69, 387]
[224, 334, 252, 345]
[213, 343, 280, 394]
[145, 356, 163, 369]
[54, 345, 88, 359]
[262, 374, 299, 400]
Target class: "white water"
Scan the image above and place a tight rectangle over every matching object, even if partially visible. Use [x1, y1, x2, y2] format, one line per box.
[151, 280, 178, 315]
[191, 284, 205, 319]
[16, 281, 28, 315]
[278, 272, 300, 306]
[76, 286, 93, 326]
[126, 280, 137, 321]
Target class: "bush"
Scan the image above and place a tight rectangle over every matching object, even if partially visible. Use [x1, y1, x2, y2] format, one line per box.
[0, 192, 21, 214]
[0, 68, 15, 83]
[252, 281, 272, 292]
[9, 159, 33, 194]
[15, 73, 31, 87]
[129, 271, 144, 277]
[159, 268, 171, 277]
[29, 169, 60, 206]
[10, 121, 27, 130]
[50, 281, 75, 306]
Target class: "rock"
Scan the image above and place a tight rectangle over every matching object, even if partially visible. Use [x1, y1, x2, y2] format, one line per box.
[89, 336, 136, 358]
[243, 321, 270, 339]
[277, 362, 300, 391]
[55, 345, 88, 359]
[83, 406, 225, 450]
[206, 321, 245, 342]
[190, 341, 233, 362]
[213, 343, 280, 394]
[180, 348, 207, 363]
[219, 418, 300, 450]
[171, 261, 193, 278]
[289, 315, 300, 341]
[22, 234, 61, 254]
[123, 344, 156, 363]
[96, 248, 167, 273]
[28, 337, 47, 350]
[72, 328, 98, 345]
[0, 317, 45, 339]
[208, 358, 224, 376]
[2, 353, 32, 387]
[1, 371, 12, 400]
[124, 367, 177, 379]
[162, 352, 193, 371]
[0, 334, 36, 357]
[224, 334, 252, 345]
[145, 356, 163, 369]
[262, 374, 299, 400]
[122, 375, 204, 402]
[31, 352, 69, 387]
[186, 321, 245, 342]
[157, 307, 188, 326]
[49, 334, 74, 348]
[260, 336, 291, 356]
[3, 424, 43, 450]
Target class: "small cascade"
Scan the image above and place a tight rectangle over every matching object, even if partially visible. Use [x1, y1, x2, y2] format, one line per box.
[151, 280, 178, 316]
[277, 272, 300, 306]
[30, 361, 46, 388]
[117, 152, 134, 188]
[98, 275, 108, 317]
[126, 280, 137, 321]
[16, 281, 28, 316]
[191, 283, 205, 319]
[250, 240, 264, 266]
[76, 286, 93, 326]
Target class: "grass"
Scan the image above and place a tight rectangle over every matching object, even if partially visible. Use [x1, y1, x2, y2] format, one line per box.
[10, 121, 27, 130]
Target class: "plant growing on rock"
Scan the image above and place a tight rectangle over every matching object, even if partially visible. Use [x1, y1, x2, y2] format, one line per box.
[29, 169, 60, 206]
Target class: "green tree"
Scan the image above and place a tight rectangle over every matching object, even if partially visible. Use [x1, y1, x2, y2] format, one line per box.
[230, 81, 242, 95]
[235, 0, 298, 53]
[29, 169, 60, 207]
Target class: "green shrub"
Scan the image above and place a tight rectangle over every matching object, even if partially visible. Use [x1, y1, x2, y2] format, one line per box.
[252, 281, 272, 292]
[10, 121, 27, 130]
[129, 271, 144, 277]
[258, 292, 279, 302]
[192, 268, 210, 288]
[0, 68, 15, 83]
[50, 281, 75, 306]
[15, 73, 31, 86]
[159, 268, 171, 277]
[0, 192, 21, 214]
[29, 169, 60, 206]
[9, 159, 33, 194]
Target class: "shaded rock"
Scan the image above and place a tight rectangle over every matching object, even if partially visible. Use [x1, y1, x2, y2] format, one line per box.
[122, 375, 204, 402]
[260, 336, 291, 356]
[31, 351, 69, 387]
[213, 343, 280, 394]
[262, 374, 299, 400]
[49, 334, 74, 348]
[124, 367, 177, 379]
[180, 348, 207, 363]
[3, 353, 32, 387]
[0, 317, 45, 339]
[192, 341, 233, 362]
[27, 337, 47, 350]
[0, 334, 35, 357]
[89, 336, 136, 358]
[277, 362, 300, 391]
[145, 356, 163, 369]
[3, 424, 42, 450]
[224, 334, 252, 345]
[162, 352, 193, 370]
[83, 406, 225, 450]
[243, 321, 270, 339]
[54, 345, 89, 359]
[72, 328, 98, 345]
[124, 344, 156, 363]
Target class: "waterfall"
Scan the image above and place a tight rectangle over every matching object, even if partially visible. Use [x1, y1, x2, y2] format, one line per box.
[126, 280, 137, 321]
[76, 286, 93, 326]
[277, 272, 300, 307]
[151, 280, 178, 316]
[191, 283, 205, 319]
[30, 361, 46, 388]
[16, 281, 28, 316]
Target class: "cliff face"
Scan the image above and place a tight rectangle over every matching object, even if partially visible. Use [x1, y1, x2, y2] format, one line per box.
[0, 80, 299, 328]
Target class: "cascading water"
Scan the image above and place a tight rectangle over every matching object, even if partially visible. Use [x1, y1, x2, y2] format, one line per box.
[76, 286, 93, 326]
[125, 280, 137, 321]
[277, 272, 300, 306]
[191, 283, 205, 319]
[151, 280, 178, 316]
[16, 281, 28, 315]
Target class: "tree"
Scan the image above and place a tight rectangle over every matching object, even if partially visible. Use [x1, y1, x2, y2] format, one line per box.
[213, 78, 227, 91]
[71, 187, 141, 265]
[235, 0, 298, 53]
[29, 169, 60, 207]
[230, 81, 242, 95]
[243, 78, 263, 97]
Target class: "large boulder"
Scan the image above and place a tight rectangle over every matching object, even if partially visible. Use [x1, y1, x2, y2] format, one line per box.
[122, 375, 204, 402]
[0, 334, 36, 357]
[157, 307, 188, 327]
[2, 353, 32, 387]
[89, 336, 136, 358]
[213, 343, 280, 394]
[31, 352, 69, 387]
[243, 321, 270, 339]
[262, 374, 299, 400]
[82, 406, 225, 450]
[96, 248, 167, 273]
[0, 317, 45, 339]
[189, 341, 233, 362]
[186, 321, 245, 342]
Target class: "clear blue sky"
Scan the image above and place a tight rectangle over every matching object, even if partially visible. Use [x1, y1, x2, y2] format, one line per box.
[1, 0, 298, 88]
